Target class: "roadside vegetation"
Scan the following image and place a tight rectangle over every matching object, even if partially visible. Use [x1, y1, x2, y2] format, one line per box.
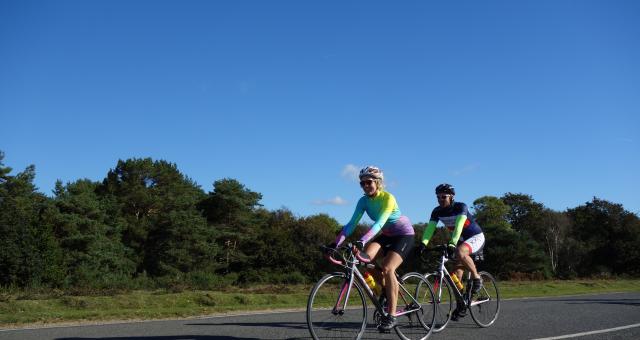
[1, 280, 639, 327]
[1, 151, 639, 327]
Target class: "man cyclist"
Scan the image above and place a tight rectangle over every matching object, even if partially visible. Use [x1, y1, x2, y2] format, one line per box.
[328, 166, 415, 331]
[421, 183, 485, 320]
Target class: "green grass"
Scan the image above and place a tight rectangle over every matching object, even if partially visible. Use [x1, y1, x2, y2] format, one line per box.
[499, 279, 640, 298]
[1, 279, 639, 328]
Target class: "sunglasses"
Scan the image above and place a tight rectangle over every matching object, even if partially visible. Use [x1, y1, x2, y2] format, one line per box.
[360, 179, 375, 186]
[437, 195, 450, 199]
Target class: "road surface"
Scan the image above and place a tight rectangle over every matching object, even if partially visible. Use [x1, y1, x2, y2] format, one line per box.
[1, 292, 639, 340]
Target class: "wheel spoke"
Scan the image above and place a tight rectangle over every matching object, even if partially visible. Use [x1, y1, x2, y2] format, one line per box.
[307, 273, 367, 339]
[468, 271, 500, 327]
[395, 273, 436, 340]
[424, 273, 453, 333]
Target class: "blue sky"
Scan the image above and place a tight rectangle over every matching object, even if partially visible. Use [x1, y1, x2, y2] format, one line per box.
[1, 0, 639, 224]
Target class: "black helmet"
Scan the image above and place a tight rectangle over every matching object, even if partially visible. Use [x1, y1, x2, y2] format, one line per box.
[435, 183, 455, 195]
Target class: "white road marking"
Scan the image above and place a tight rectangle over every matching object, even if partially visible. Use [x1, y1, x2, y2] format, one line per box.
[531, 323, 640, 340]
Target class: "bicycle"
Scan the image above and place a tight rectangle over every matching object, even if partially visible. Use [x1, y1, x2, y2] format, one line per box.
[406, 244, 500, 332]
[307, 243, 437, 340]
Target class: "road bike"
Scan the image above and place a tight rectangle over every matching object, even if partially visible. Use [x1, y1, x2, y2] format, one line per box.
[307, 243, 436, 340]
[406, 244, 500, 332]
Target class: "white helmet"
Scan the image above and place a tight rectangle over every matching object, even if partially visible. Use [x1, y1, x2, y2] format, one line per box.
[359, 166, 383, 180]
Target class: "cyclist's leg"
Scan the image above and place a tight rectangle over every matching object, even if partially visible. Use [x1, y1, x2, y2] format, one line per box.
[462, 233, 485, 292]
[380, 250, 404, 316]
[364, 238, 384, 282]
[457, 244, 478, 278]
[380, 234, 414, 316]
[364, 241, 383, 261]
[451, 242, 472, 320]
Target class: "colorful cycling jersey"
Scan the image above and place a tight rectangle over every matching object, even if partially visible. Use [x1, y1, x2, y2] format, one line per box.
[421, 202, 482, 246]
[335, 191, 414, 246]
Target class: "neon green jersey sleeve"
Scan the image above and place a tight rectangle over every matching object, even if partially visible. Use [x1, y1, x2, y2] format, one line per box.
[421, 220, 438, 246]
[450, 214, 468, 245]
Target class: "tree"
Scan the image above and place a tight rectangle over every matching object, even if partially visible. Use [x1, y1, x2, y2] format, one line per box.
[199, 178, 263, 226]
[51, 179, 135, 287]
[198, 178, 263, 274]
[501, 193, 546, 240]
[473, 196, 548, 278]
[473, 196, 511, 232]
[0, 151, 10, 183]
[0, 153, 64, 286]
[542, 209, 570, 275]
[501, 193, 568, 276]
[252, 211, 341, 282]
[99, 158, 215, 276]
[566, 198, 640, 277]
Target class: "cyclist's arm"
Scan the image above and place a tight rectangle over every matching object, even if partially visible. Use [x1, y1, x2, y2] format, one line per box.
[334, 198, 366, 246]
[358, 194, 396, 245]
[421, 220, 438, 246]
[450, 214, 467, 245]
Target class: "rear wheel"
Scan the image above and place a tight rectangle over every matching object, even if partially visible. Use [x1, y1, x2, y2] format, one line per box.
[307, 273, 367, 339]
[468, 271, 500, 327]
[394, 272, 436, 340]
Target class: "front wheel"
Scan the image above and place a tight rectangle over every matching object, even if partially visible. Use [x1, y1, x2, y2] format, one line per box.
[307, 272, 367, 340]
[424, 272, 453, 332]
[468, 271, 500, 327]
[394, 272, 436, 340]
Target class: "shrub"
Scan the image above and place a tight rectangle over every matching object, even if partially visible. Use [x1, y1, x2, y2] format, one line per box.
[196, 293, 218, 306]
[186, 271, 231, 290]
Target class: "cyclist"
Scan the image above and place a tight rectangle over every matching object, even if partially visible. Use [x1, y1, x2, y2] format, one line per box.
[328, 166, 415, 331]
[421, 183, 485, 320]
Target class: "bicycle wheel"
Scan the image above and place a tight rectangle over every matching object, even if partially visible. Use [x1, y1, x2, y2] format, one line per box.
[468, 271, 500, 327]
[307, 272, 367, 340]
[394, 272, 436, 340]
[424, 272, 453, 332]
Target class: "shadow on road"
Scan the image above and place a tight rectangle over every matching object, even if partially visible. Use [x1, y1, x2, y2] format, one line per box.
[187, 321, 308, 331]
[56, 337, 263, 340]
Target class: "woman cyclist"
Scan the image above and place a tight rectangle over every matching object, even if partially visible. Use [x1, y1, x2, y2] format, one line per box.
[421, 183, 485, 320]
[329, 166, 415, 331]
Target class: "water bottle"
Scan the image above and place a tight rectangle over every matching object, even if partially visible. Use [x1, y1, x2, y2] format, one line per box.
[364, 272, 381, 296]
[451, 273, 464, 290]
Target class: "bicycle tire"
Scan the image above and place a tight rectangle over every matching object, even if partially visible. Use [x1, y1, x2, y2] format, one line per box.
[468, 271, 500, 327]
[423, 272, 454, 332]
[307, 272, 367, 340]
[394, 272, 436, 340]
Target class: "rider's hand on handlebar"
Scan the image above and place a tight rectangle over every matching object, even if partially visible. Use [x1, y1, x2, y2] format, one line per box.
[321, 243, 337, 254]
[447, 244, 457, 259]
[418, 243, 428, 255]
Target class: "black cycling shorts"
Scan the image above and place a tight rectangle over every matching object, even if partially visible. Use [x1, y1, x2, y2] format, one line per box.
[370, 234, 415, 260]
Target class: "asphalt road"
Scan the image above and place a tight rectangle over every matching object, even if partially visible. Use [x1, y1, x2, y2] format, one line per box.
[1, 292, 639, 340]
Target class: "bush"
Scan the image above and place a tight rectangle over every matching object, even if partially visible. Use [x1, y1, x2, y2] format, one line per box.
[60, 296, 90, 308]
[154, 275, 188, 293]
[506, 271, 547, 281]
[196, 293, 218, 306]
[264, 271, 308, 284]
[186, 271, 233, 290]
[237, 270, 264, 285]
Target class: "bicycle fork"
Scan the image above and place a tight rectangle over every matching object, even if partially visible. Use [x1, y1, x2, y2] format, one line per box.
[332, 273, 355, 315]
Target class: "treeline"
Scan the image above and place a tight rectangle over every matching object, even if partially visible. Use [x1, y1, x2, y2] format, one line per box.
[410, 194, 640, 280]
[1, 152, 639, 291]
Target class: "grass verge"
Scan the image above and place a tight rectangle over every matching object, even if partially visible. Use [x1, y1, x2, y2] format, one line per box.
[1, 279, 639, 328]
